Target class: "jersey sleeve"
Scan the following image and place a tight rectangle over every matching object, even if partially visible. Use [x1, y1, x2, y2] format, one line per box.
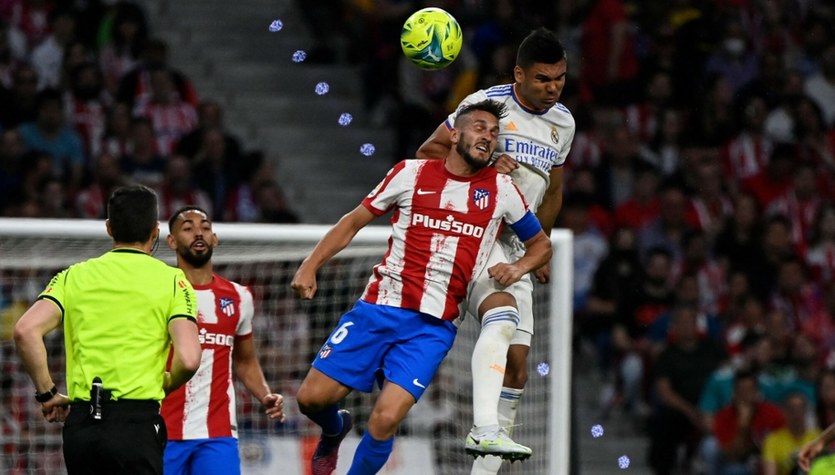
[234, 283, 254, 337]
[556, 112, 576, 167]
[169, 269, 197, 323]
[38, 267, 70, 318]
[361, 160, 411, 215]
[444, 90, 490, 129]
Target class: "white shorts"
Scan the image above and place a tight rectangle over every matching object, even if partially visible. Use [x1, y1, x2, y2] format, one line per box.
[464, 241, 534, 347]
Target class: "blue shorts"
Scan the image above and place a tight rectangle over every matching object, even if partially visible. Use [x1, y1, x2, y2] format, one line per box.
[164, 437, 240, 475]
[313, 300, 457, 401]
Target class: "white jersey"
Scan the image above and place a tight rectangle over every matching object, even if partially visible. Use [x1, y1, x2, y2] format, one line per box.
[446, 84, 576, 256]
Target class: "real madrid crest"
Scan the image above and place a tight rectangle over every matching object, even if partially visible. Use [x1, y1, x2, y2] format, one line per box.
[551, 126, 559, 145]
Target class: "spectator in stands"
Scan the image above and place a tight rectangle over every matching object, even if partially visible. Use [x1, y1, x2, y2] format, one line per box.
[740, 142, 794, 211]
[175, 99, 242, 161]
[120, 117, 165, 189]
[769, 256, 826, 337]
[714, 193, 763, 279]
[64, 61, 109, 157]
[609, 246, 675, 417]
[99, 101, 132, 158]
[704, 19, 760, 97]
[690, 73, 736, 147]
[649, 304, 725, 474]
[803, 44, 835, 128]
[132, 67, 197, 156]
[157, 154, 212, 220]
[805, 203, 835, 284]
[614, 162, 660, 231]
[0, 64, 39, 129]
[36, 176, 70, 217]
[594, 123, 639, 210]
[578, 0, 639, 106]
[18, 88, 85, 191]
[192, 126, 240, 221]
[3, 0, 53, 50]
[761, 392, 820, 475]
[638, 183, 691, 263]
[75, 151, 126, 219]
[584, 227, 642, 379]
[0, 21, 24, 89]
[686, 160, 734, 241]
[560, 191, 608, 314]
[117, 38, 198, 109]
[708, 368, 786, 475]
[253, 180, 299, 224]
[98, 2, 148, 95]
[722, 95, 773, 188]
[30, 8, 76, 91]
[638, 107, 684, 177]
[766, 162, 823, 246]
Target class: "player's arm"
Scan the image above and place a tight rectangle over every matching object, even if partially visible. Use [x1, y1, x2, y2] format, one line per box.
[292, 205, 377, 299]
[489, 204, 552, 286]
[416, 122, 453, 160]
[164, 318, 201, 394]
[14, 299, 69, 421]
[799, 423, 835, 471]
[233, 336, 285, 421]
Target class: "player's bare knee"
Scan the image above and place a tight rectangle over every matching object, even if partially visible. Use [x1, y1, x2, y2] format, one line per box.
[367, 409, 401, 439]
[503, 366, 528, 389]
[477, 292, 516, 320]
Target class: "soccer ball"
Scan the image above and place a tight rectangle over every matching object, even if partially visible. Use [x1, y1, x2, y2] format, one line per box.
[400, 7, 463, 70]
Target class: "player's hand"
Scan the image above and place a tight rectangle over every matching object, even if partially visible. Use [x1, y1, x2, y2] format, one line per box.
[41, 392, 70, 422]
[488, 263, 525, 287]
[261, 393, 286, 422]
[798, 438, 825, 472]
[492, 154, 519, 174]
[291, 267, 318, 300]
[534, 263, 550, 283]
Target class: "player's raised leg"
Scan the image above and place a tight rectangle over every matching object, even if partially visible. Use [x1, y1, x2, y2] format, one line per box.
[466, 291, 532, 461]
[297, 368, 354, 475]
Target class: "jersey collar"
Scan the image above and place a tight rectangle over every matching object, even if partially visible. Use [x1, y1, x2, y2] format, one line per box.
[512, 84, 549, 116]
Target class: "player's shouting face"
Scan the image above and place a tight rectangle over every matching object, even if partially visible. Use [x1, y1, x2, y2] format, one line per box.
[515, 59, 567, 111]
[454, 110, 500, 170]
[168, 209, 217, 268]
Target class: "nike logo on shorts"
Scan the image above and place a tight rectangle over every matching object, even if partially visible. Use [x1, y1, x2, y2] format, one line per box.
[412, 378, 426, 389]
[416, 189, 435, 195]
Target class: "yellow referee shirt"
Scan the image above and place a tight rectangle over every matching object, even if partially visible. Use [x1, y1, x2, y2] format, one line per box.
[39, 248, 196, 402]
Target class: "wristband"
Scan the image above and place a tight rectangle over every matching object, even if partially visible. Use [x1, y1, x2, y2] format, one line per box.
[35, 385, 58, 403]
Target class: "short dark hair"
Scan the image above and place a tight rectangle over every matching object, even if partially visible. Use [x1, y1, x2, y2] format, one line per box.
[517, 28, 565, 69]
[168, 206, 211, 232]
[108, 185, 158, 243]
[454, 100, 508, 127]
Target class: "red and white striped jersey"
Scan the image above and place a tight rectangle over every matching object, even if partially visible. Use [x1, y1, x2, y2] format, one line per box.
[161, 274, 254, 440]
[361, 159, 531, 321]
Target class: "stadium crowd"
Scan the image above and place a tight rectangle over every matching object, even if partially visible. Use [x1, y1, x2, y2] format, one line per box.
[0, 0, 299, 224]
[3, 0, 835, 473]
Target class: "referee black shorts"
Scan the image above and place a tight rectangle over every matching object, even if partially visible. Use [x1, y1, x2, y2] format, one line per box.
[63, 400, 166, 475]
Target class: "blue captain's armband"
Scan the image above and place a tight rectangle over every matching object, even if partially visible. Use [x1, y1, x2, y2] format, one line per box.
[509, 211, 542, 242]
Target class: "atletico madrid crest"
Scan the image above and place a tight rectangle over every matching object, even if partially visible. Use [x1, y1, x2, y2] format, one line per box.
[219, 297, 235, 317]
[473, 188, 490, 210]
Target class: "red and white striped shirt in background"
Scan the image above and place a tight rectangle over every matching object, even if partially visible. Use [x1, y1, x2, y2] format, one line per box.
[161, 274, 254, 440]
[133, 98, 197, 156]
[360, 159, 530, 321]
[722, 132, 773, 182]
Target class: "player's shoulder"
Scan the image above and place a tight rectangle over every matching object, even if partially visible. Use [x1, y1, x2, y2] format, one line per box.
[482, 83, 514, 99]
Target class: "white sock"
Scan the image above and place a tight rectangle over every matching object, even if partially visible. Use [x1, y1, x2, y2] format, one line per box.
[471, 387, 525, 475]
[471, 306, 519, 432]
[498, 386, 524, 435]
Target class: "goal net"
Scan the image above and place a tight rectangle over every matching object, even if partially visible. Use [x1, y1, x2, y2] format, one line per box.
[0, 218, 572, 475]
